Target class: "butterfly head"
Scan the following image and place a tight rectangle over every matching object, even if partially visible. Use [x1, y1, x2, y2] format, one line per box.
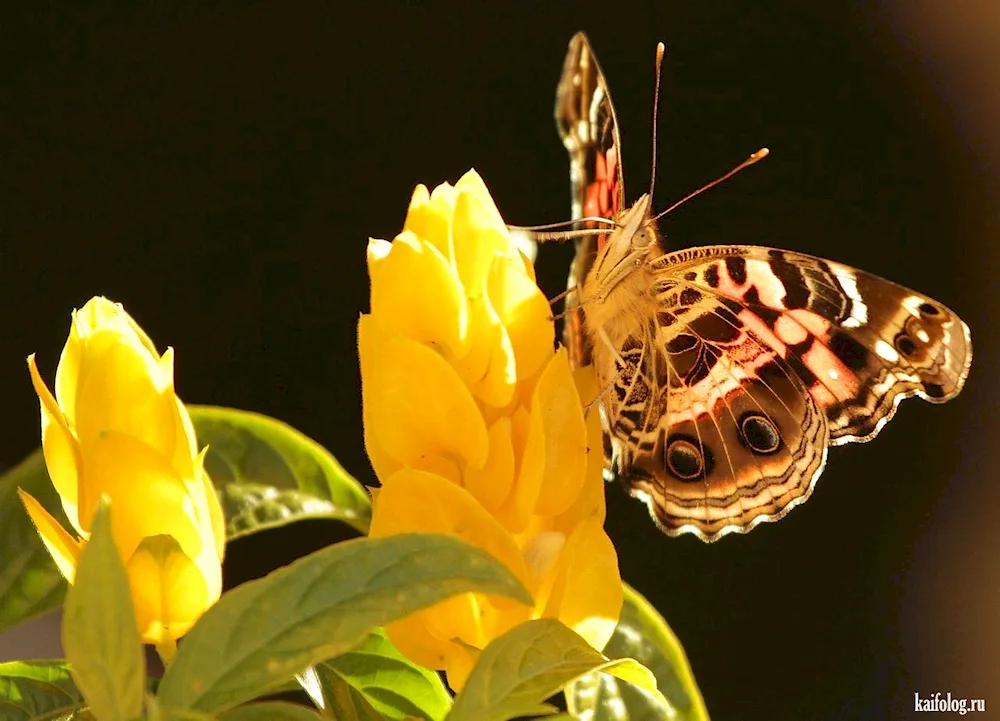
[584, 194, 660, 304]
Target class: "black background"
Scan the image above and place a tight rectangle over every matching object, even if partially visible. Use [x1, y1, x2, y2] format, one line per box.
[2, 2, 998, 719]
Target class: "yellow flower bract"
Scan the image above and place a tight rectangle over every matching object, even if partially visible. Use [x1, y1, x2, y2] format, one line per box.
[20, 297, 225, 648]
[359, 170, 622, 690]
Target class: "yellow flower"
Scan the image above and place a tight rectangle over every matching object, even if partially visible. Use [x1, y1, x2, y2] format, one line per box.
[19, 297, 225, 652]
[359, 170, 622, 690]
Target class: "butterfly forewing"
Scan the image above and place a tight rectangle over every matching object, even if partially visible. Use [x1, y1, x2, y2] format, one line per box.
[554, 33, 972, 541]
[556, 32, 627, 368]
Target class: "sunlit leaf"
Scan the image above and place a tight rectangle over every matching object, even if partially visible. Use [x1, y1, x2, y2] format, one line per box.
[0, 660, 85, 720]
[61, 501, 145, 721]
[302, 665, 384, 721]
[218, 701, 327, 721]
[448, 619, 662, 721]
[157, 533, 531, 714]
[303, 628, 451, 721]
[565, 582, 710, 720]
[0, 452, 69, 634]
[190, 405, 372, 538]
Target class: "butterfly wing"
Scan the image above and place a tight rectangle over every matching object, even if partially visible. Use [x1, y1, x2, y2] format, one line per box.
[605, 246, 972, 540]
[556, 32, 627, 368]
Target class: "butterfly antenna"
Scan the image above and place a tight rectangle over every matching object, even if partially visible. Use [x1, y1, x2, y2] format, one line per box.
[648, 41, 666, 204]
[653, 148, 769, 221]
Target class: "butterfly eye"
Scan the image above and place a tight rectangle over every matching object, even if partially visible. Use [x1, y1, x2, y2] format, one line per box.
[632, 227, 656, 249]
[738, 413, 782, 455]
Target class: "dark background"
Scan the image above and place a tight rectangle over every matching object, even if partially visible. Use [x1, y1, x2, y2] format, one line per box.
[2, 2, 998, 719]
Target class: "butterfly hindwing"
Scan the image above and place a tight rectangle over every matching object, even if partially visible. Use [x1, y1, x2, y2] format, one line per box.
[599, 284, 831, 539]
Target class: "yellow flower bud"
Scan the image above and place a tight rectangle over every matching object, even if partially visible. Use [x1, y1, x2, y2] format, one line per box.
[360, 170, 622, 690]
[19, 296, 225, 649]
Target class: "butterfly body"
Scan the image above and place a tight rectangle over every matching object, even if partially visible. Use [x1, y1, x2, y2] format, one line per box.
[556, 32, 972, 541]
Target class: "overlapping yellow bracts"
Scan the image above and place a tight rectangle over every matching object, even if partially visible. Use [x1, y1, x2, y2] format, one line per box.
[360, 170, 621, 690]
[20, 297, 225, 648]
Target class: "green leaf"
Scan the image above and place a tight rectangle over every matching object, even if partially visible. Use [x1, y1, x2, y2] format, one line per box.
[0, 660, 85, 720]
[190, 405, 372, 538]
[300, 665, 384, 721]
[565, 583, 710, 721]
[448, 619, 663, 721]
[303, 628, 450, 721]
[218, 701, 327, 721]
[0, 451, 70, 634]
[157, 533, 532, 715]
[147, 697, 216, 721]
[61, 500, 145, 721]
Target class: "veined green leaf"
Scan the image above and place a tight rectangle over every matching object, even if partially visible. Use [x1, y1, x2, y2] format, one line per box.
[565, 582, 710, 720]
[61, 501, 145, 721]
[448, 619, 663, 721]
[0, 660, 84, 720]
[0, 451, 69, 634]
[190, 405, 372, 538]
[218, 701, 327, 721]
[301, 665, 384, 721]
[157, 533, 531, 715]
[302, 628, 451, 721]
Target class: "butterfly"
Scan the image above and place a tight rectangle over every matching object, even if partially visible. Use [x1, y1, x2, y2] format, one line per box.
[552, 32, 972, 541]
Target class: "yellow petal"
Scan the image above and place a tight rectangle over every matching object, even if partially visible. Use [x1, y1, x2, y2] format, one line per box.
[493, 405, 537, 534]
[529, 348, 588, 517]
[402, 182, 458, 261]
[405, 454, 463, 486]
[385, 613, 450, 673]
[451, 191, 510, 298]
[371, 470, 531, 674]
[197, 456, 227, 563]
[169, 391, 199, 484]
[463, 417, 516, 513]
[519, 247, 537, 283]
[358, 316, 489, 474]
[459, 297, 517, 408]
[28, 354, 84, 535]
[369, 231, 468, 358]
[542, 516, 621, 652]
[369, 468, 528, 587]
[487, 254, 554, 384]
[80, 430, 203, 562]
[358, 316, 405, 484]
[73, 332, 175, 455]
[442, 642, 480, 693]
[422, 592, 484, 650]
[454, 170, 508, 240]
[126, 534, 213, 645]
[56, 298, 160, 420]
[18, 489, 82, 584]
[521, 530, 566, 612]
[549, 366, 608, 531]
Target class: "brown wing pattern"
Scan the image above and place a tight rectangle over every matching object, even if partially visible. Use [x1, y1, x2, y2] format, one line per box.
[599, 246, 971, 540]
